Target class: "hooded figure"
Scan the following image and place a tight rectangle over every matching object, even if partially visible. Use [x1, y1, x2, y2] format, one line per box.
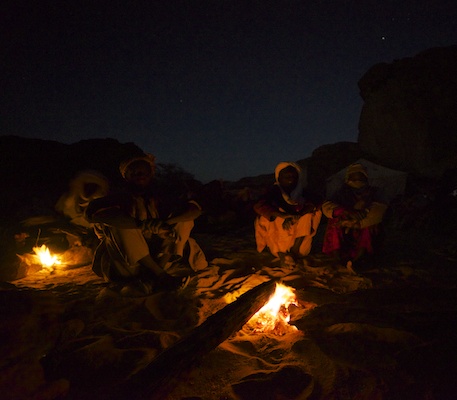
[85, 153, 207, 296]
[322, 162, 388, 267]
[55, 170, 109, 229]
[253, 162, 322, 264]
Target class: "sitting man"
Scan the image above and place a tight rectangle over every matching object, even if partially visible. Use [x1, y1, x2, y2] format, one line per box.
[253, 162, 322, 267]
[55, 170, 109, 231]
[85, 153, 207, 295]
[54, 170, 110, 249]
[322, 162, 388, 269]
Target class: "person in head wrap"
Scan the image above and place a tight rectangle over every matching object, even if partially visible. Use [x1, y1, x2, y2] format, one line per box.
[55, 170, 109, 230]
[85, 153, 206, 295]
[253, 162, 323, 267]
[322, 162, 388, 268]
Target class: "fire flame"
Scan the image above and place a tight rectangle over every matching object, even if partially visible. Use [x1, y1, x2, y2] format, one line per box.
[246, 283, 298, 335]
[33, 245, 62, 269]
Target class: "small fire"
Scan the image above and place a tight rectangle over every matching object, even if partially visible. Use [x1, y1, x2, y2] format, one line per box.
[246, 283, 298, 335]
[33, 245, 62, 269]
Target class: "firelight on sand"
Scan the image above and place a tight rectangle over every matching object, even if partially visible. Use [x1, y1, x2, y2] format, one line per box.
[33, 244, 62, 269]
[246, 283, 298, 334]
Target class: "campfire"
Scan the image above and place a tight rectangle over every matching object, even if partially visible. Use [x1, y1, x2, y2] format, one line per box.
[32, 244, 63, 270]
[18, 244, 65, 274]
[244, 282, 298, 335]
[18, 242, 94, 276]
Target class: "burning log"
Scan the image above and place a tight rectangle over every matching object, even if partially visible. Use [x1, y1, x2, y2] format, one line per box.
[111, 279, 277, 400]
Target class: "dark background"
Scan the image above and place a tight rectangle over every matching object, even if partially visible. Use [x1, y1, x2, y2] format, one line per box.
[1, 0, 456, 182]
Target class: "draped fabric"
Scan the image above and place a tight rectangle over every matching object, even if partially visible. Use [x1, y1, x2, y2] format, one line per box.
[255, 210, 322, 257]
[322, 170, 388, 261]
[254, 162, 322, 258]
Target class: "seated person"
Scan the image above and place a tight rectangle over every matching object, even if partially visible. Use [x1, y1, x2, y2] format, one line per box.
[85, 153, 206, 294]
[322, 162, 388, 268]
[55, 170, 109, 230]
[18, 170, 109, 257]
[253, 162, 322, 265]
[117, 153, 207, 272]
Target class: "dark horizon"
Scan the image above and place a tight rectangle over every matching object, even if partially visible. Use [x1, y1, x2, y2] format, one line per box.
[1, 0, 456, 183]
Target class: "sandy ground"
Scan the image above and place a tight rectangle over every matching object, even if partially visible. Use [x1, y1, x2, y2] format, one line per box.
[3, 223, 457, 400]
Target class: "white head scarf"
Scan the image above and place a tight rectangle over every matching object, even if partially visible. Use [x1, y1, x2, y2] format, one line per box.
[55, 170, 109, 228]
[119, 153, 156, 180]
[274, 162, 306, 206]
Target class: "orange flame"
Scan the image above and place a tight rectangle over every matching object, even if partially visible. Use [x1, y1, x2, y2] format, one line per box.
[33, 245, 62, 269]
[246, 283, 298, 335]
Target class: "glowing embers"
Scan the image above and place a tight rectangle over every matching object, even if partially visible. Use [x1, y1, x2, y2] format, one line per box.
[245, 283, 298, 335]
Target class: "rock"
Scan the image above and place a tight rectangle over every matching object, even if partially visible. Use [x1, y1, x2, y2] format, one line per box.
[358, 46, 457, 178]
[303, 141, 366, 195]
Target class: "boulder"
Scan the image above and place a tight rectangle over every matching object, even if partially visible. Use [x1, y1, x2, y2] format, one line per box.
[358, 46, 457, 178]
[299, 142, 365, 196]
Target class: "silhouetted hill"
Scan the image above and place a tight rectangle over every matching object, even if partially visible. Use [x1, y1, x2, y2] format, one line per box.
[0, 136, 145, 223]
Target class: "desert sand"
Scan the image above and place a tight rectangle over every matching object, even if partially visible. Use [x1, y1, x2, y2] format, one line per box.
[3, 222, 457, 400]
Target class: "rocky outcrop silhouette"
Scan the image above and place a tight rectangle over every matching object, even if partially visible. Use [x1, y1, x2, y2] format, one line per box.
[358, 45, 457, 178]
[0, 136, 144, 223]
[2, 46, 457, 229]
[300, 141, 365, 196]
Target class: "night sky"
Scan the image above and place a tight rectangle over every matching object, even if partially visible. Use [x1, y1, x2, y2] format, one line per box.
[1, 1, 456, 183]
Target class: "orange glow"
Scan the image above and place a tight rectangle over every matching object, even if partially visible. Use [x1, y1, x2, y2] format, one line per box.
[33, 245, 62, 269]
[245, 283, 298, 335]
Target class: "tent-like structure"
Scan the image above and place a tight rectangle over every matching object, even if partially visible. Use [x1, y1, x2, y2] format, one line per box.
[325, 159, 408, 203]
